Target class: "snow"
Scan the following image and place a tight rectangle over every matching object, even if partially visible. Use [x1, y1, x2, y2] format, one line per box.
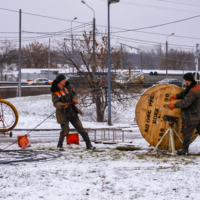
[1, 94, 200, 200]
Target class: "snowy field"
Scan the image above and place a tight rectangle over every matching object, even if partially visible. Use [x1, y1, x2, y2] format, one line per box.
[1, 95, 200, 200]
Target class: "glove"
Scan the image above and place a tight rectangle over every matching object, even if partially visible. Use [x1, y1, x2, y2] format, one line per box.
[62, 102, 69, 108]
[72, 99, 78, 105]
[168, 95, 177, 101]
[169, 103, 175, 110]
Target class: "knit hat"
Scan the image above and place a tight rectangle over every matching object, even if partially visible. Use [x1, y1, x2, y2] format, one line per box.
[183, 73, 194, 82]
[56, 74, 66, 83]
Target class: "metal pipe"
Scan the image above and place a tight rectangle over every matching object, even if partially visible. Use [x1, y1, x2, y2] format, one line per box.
[18, 9, 22, 97]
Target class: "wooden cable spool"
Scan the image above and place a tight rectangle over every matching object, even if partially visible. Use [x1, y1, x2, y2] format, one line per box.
[135, 84, 198, 150]
[135, 84, 178, 123]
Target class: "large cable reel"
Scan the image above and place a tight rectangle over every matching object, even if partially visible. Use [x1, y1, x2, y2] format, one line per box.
[135, 84, 198, 151]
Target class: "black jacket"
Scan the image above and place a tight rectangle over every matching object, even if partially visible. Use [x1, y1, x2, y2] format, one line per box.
[175, 82, 200, 123]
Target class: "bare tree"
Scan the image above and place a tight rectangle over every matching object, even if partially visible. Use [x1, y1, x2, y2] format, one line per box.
[21, 41, 58, 68]
[157, 48, 195, 70]
[0, 40, 18, 81]
[58, 31, 142, 122]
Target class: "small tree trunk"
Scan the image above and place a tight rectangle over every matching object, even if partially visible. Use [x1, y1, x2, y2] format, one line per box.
[96, 96, 105, 122]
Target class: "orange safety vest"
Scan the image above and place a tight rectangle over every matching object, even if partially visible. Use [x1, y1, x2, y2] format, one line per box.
[55, 87, 69, 98]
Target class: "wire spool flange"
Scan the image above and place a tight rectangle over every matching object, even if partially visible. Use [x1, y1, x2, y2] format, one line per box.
[137, 84, 198, 150]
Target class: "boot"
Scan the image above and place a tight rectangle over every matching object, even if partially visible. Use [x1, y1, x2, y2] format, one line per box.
[57, 143, 64, 151]
[86, 139, 96, 150]
[80, 132, 96, 150]
[86, 143, 96, 150]
[177, 138, 190, 155]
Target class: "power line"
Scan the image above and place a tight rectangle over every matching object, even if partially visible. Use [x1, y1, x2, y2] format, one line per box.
[130, 30, 200, 40]
[101, 0, 200, 14]
[110, 35, 195, 49]
[158, 0, 200, 7]
[110, 14, 200, 33]
[0, 6, 200, 43]
[0, 7, 90, 25]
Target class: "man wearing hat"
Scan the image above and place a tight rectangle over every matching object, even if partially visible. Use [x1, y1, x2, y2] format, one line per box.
[168, 73, 200, 155]
[50, 74, 95, 151]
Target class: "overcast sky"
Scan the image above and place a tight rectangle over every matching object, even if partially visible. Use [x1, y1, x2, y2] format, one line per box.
[0, 0, 200, 53]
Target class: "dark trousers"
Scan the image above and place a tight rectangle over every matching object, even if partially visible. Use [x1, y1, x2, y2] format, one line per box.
[181, 121, 200, 151]
[58, 115, 91, 146]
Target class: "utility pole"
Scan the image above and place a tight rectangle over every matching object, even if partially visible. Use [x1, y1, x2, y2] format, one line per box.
[81, 1, 96, 75]
[195, 44, 199, 81]
[182, 58, 185, 88]
[166, 33, 174, 77]
[71, 17, 77, 74]
[166, 40, 168, 77]
[48, 38, 50, 80]
[18, 9, 22, 97]
[120, 43, 123, 70]
[93, 17, 96, 68]
[140, 52, 143, 72]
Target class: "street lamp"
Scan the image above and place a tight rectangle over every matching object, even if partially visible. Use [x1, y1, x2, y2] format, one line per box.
[81, 0, 96, 68]
[71, 17, 77, 74]
[108, 0, 120, 125]
[166, 33, 174, 76]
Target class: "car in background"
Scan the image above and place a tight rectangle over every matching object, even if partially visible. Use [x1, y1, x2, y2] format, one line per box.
[157, 78, 182, 85]
[115, 72, 144, 84]
[115, 76, 129, 84]
[28, 78, 53, 85]
[66, 76, 87, 85]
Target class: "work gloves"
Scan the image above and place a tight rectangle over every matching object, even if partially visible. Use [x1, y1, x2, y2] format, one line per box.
[168, 95, 177, 101]
[62, 103, 69, 108]
[168, 95, 176, 110]
[164, 103, 175, 110]
[169, 103, 175, 110]
[72, 99, 78, 105]
[62, 99, 78, 108]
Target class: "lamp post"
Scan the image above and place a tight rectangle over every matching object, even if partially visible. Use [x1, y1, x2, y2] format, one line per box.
[108, 0, 120, 125]
[166, 33, 174, 76]
[195, 44, 199, 81]
[81, 0, 96, 70]
[71, 17, 77, 74]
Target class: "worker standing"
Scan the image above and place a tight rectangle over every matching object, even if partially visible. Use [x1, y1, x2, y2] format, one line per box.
[168, 73, 200, 155]
[50, 74, 95, 151]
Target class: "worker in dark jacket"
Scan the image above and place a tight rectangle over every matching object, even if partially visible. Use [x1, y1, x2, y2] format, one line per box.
[50, 74, 95, 151]
[168, 73, 200, 155]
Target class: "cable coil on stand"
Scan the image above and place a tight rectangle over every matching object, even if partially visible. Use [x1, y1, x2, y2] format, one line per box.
[135, 84, 198, 152]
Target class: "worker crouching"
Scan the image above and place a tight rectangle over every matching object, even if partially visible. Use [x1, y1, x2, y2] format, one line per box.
[50, 74, 95, 151]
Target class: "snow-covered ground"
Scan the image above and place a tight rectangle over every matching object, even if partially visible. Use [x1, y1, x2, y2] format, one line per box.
[1, 95, 200, 200]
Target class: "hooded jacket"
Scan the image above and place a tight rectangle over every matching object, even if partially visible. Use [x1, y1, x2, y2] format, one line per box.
[50, 80, 82, 124]
[175, 82, 200, 123]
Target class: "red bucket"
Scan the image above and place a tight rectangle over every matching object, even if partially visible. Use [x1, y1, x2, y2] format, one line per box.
[66, 133, 79, 145]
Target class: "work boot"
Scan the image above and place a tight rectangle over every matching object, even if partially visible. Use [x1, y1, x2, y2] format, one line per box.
[87, 144, 96, 150]
[86, 141, 96, 150]
[177, 149, 188, 155]
[80, 132, 96, 150]
[177, 138, 190, 155]
[57, 143, 64, 151]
